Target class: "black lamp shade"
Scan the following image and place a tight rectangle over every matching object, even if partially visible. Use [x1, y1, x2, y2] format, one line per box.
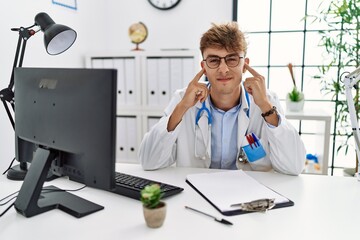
[35, 12, 77, 55]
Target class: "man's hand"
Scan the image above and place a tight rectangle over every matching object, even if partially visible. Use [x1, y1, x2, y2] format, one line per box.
[167, 68, 208, 131]
[243, 63, 271, 111]
[243, 63, 278, 126]
[180, 68, 208, 109]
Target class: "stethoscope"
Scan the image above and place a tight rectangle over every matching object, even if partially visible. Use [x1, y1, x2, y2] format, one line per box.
[194, 83, 250, 160]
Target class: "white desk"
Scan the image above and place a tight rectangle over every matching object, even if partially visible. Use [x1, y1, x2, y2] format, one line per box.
[286, 108, 332, 175]
[1, 163, 359, 240]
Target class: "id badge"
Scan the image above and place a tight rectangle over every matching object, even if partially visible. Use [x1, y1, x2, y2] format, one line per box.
[242, 133, 266, 162]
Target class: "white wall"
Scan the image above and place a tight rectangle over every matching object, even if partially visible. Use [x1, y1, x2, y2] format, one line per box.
[102, 0, 233, 53]
[0, 0, 232, 171]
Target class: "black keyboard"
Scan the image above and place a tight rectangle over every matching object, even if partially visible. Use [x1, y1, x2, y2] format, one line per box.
[114, 172, 184, 200]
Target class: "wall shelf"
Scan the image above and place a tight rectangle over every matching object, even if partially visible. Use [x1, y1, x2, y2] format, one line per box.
[86, 50, 200, 163]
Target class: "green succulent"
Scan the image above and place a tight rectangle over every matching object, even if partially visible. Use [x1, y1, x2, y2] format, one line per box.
[288, 86, 304, 102]
[140, 184, 163, 209]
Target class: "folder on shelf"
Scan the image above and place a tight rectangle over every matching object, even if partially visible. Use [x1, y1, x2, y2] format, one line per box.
[146, 58, 159, 106]
[102, 58, 114, 69]
[116, 117, 128, 162]
[182, 58, 195, 87]
[186, 170, 294, 216]
[113, 58, 126, 105]
[125, 116, 138, 163]
[124, 58, 136, 105]
[170, 58, 183, 95]
[158, 58, 170, 106]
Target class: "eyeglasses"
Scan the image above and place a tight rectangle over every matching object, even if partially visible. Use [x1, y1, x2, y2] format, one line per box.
[203, 54, 244, 69]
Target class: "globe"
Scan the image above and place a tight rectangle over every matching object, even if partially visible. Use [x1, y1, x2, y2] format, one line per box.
[129, 22, 148, 51]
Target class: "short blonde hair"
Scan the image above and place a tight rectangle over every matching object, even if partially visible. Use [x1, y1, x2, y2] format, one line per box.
[200, 22, 247, 56]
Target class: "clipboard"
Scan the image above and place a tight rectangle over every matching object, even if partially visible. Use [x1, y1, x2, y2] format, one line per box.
[186, 170, 294, 216]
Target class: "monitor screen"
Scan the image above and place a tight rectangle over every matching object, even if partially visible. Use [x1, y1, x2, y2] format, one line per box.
[13, 67, 117, 218]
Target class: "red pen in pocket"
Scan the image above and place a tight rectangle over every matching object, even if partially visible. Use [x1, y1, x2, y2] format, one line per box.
[246, 134, 255, 149]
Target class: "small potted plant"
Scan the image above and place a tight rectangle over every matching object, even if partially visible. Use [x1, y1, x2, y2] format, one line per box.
[286, 63, 304, 112]
[140, 184, 166, 228]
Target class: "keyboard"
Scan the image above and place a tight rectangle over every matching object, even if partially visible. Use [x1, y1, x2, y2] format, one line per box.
[114, 172, 184, 200]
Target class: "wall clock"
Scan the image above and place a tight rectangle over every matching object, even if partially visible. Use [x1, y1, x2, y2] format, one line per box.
[148, 0, 181, 10]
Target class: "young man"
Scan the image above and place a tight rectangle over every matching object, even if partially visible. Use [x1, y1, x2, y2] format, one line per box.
[139, 22, 306, 175]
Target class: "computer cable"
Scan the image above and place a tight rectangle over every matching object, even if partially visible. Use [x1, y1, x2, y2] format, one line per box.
[2, 157, 16, 175]
[0, 190, 18, 217]
[41, 185, 87, 193]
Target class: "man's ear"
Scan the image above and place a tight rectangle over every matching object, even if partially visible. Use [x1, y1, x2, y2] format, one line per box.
[242, 58, 250, 73]
[200, 61, 207, 75]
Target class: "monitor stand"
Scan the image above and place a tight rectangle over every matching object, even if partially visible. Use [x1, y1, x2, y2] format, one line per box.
[14, 147, 104, 218]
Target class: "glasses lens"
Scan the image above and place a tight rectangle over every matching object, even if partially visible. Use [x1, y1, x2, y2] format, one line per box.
[205, 55, 242, 69]
[225, 55, 240, 67]
[206, 57, 221, 69]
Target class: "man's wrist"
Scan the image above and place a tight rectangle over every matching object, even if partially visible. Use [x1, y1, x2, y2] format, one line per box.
[261, 106, 278, 119]
[167, 102, 189, 132]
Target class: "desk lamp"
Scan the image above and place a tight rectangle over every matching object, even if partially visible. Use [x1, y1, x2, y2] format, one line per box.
[0, 12, 77, 180]
[344, 66, 360, 181]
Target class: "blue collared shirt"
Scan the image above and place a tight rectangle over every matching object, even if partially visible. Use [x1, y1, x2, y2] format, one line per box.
[209, 99, 241, 170]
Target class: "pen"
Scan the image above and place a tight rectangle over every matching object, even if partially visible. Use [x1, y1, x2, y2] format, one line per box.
[184, 206, 233, 225]
[246, 134, 254, 149]
[251, 133, 259, 147]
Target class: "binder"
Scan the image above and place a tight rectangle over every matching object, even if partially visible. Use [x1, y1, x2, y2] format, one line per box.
[113, 58, 126, 106]
[182, 57, 195, 88]
[146, 58, 159, 106]
[116, 117, 127, 162]
[102, 58, 114, 69]
[124, 58, 136, 105]
[158, 58, 170, 106]
[170, 58, 183, 96]
[125, 116, 138, 163]
[186, 170, 294, 216]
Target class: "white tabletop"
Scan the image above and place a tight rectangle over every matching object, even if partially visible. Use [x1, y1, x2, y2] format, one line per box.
[0, 163, 359, 240]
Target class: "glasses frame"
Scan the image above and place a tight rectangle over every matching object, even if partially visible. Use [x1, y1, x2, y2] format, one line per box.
[203, 54, 244, 69]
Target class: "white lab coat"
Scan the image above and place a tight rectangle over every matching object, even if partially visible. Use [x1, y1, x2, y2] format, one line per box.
[139, 88, 306, 175]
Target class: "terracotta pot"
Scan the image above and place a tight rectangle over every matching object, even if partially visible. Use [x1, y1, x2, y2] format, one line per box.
[142, 202, 166, 228]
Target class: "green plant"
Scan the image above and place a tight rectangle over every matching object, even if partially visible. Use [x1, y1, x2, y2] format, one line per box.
[306, 0, 360, 159]
[140, 184, 163, 209]
[287, 63, 303, 102]
[288, 86, 304, 102]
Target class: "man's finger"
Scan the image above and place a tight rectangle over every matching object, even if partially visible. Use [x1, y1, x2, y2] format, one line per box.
[244, 63, 261, 77]
[191, 68, 205, 83]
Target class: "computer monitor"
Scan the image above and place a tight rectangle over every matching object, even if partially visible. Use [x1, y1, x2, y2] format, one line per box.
[13, 67, 117, 218]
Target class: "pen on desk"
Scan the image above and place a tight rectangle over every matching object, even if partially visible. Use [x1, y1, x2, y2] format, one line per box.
[184, 206, 233, 225]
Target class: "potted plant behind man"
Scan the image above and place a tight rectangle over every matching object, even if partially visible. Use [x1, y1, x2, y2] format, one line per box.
[306, 0, 360, 175]
[141, 184, 166, 228]
[286, 63, 304, 112]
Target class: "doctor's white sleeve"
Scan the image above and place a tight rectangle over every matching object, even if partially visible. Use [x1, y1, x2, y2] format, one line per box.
[139, 92, 184, 170]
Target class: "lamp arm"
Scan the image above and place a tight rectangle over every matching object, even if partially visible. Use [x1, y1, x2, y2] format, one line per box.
[344, 72, 360, 180]
[0, 27, 35, 130]
[8, 27, 36, 90]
